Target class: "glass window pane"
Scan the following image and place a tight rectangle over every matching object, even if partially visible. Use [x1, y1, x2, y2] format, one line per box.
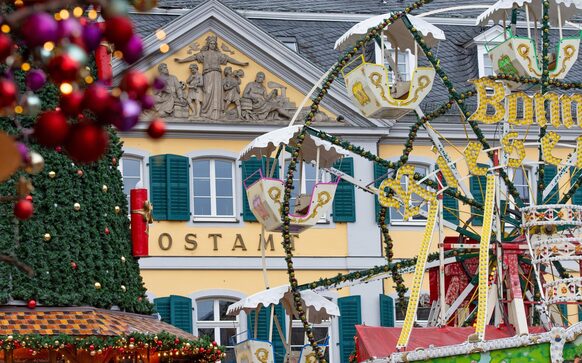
[193, 160, 210, 177]
[216, 198, 234, 216]
[123, 158, 141, 177]
[193, 179, 211, 197]
[220, 328, 237, 347]
[312, 327, 328, 342]
[215, 160, 233, 178]
[197, 300, 214, 321]
[291, 327, 305, 346]
[123, 177, 140, 194]
[304, 164, 317, 180]
[216, 179, 233, 197]
[219, 300, 236, 321]
[194, 197, 212, 216]
[198, 328, 215, 340]
[223, 348, 236, 363]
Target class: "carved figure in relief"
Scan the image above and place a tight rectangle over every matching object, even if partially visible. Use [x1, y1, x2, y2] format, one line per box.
[186, 64, 204, 118]
[242, 72, 291, 120]
[223, 67, 243, 118]
[174, 34, 248, 120]
[153, 63, 189, 118]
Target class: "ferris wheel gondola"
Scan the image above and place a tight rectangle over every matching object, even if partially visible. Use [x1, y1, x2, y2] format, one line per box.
[477, 0, 582, 82]
[335, 13, 445, 119]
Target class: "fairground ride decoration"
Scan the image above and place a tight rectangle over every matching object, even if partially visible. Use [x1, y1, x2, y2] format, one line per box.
[236, 0, 582, 362]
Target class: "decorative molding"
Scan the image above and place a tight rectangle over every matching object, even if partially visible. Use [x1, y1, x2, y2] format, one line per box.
[139, 256, 387, 270]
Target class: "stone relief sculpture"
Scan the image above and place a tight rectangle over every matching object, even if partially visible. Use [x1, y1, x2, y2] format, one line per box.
[153, 63, 189, 118]
[174, 34, 248, 120]
[151, 33, 335, 123]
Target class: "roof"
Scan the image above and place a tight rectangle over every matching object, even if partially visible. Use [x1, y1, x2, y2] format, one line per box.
[0, 306, 194, 338]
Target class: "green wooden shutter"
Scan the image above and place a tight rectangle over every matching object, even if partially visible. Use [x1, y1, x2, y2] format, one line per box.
[374, 163, 389, 224]
[272, 304, 286, 363]
[379, 294, 395, 327]
[578, 305, 582, 323]
[169, 295, 193, 333]
[150, 155, 168, 220]
[167, 155, 190, 220]
[241, 157, 279, 222]
[559, 303, 568, 326]
[543, 165, 559, 204]
[571, 167, 582, 205]
[247, 306, 270, 340]
[149, 155, 190, 221]
[436, 168, 459, 225]
[333, 157, 356, 223]
[154, 296, 171, 323]
[469, 164, 488, 226]
[338, 295, 361, 363]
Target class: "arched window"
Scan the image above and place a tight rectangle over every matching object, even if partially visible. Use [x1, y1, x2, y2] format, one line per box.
[196, 298, 240, 363]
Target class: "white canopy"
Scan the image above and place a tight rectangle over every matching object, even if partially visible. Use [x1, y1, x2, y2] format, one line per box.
[227, 285, 340, 324]
[476, 0, 582, 26]
[334, 13, 446, 51]
[239, 126, 349, 169]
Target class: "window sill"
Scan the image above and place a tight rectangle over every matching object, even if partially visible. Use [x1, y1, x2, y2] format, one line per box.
[390, 221, 427, 227]
[192, 217, 239, 223]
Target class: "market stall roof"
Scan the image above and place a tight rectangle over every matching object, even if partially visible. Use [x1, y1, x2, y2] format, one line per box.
[334, 13, 446, 51]
[355, 325, 547, 361]
[239, 126, 348, 169]
[476, 0, 582, 26]
[0, 306, 194, 339]
[227, 285, 340, 324]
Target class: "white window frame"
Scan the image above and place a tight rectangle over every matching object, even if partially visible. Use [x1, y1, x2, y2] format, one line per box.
[374, 37, 416, 83]
[191, 158, 237, 223]
[289, 318, 333, 357]
[280, 156, 330, 224]
[389, 163, 432, 226]
[392, 291, 431, 327]
[473, 26, 505, 78]
[278, 36, 298, 52]
[195, 298, 240, 358]
[508, 166, 535, 207]
[119, 153, 148, 216]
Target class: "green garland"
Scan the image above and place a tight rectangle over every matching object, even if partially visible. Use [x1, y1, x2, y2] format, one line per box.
[537, 0, 551, 204]
[0, 332, 224, 360]
[379, 207, 407, 312]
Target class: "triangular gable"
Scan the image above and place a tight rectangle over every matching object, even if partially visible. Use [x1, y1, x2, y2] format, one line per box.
[113, 0, 378, 127]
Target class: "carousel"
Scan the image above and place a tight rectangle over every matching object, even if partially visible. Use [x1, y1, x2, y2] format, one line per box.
[236, 0, 582, 362]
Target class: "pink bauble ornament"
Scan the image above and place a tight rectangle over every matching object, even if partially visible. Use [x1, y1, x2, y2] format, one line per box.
[22, 13, 58, 47]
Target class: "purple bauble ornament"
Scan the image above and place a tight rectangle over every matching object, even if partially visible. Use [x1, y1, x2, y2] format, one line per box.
[26, 70, 47, 91]
[58, 18, 82, 40]
[16, 142, 30, 164]
[115, 99, 141, 131]
[82, 23, 102, 52]
[152, 76, 166, 91]
[141, 94, 154, 110]
[120, 35, 143, 64]
[22, 13, 58, 47]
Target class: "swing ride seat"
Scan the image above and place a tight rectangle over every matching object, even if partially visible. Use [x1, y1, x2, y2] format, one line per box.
[243, 169, 338, 233]
[486, 30, 581, 82]
[234, 338, 275, 363]
[342, 55, 436, 120]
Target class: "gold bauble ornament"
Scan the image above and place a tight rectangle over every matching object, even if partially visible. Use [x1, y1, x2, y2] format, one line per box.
[48, 171, 56, 178]
[74, 203, 81, 211]
[129, 343, 135, 350]
[121, 285, 126, 292]
[90, 351, 96, 357]
[97, 349, 103, 355]
[7, 335, 13, 341]
[102, 185, 108, 192]
[43, 233, 51, 241]
[94, 282, 101, 289]
[114, 206, 121, 214]
[25, 152, 44, 175]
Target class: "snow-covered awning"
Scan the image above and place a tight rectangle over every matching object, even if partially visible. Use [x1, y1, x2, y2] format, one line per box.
[476, 0, 582, 26]
[335, 13, 445, 52]
[239, 126, 348, 169]
[227, 285, 340, 324]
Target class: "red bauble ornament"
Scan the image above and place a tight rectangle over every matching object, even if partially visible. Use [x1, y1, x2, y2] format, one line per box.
[25, 195, 33, 202]
[111, 157, 117, 166]
[0, 34, 13, 62]
[55, 146, 62, 153]
[34, 111, 69, 147]
[104, 16, 134, 47]
[65, 122, 109, 163]
[70, 261, 77, 269]
[156, 340, 162, 346]
[77, 169, 84, 177]
[0, 78, 17, 108]
[48, 54, 79, 84]
[174, 338, 179, 344]
[27, 299, 36, 309]
[82, 84, 110, 116]
[89, 344, 95, 351]
[129, 337, 135, 343]
[147, 119, 166, 139]
[14, 199, 33, 220]
[104, 227, 110, 235]
[60, 91, 84, 116]
[120, 71, 149, 99]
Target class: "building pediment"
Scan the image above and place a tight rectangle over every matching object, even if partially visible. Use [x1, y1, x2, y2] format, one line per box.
[113, 0, 381, 128]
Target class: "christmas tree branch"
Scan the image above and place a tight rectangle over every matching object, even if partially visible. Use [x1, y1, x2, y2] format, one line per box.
[0, 253, 34, 277]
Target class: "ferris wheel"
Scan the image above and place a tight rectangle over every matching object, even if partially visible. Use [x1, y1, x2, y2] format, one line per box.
[233, 0, 582, 362]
